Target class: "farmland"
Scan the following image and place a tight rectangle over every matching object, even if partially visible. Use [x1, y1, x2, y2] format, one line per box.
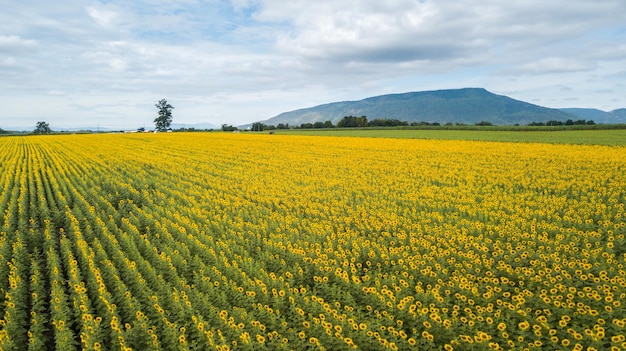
[274, 127, 626, 146]
[0, 132, 625, 350]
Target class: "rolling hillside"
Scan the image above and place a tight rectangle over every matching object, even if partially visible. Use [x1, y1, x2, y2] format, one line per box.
[559, 108, 626, 124]
[257, 88, 626, 126]
[259, 88, 578, 126]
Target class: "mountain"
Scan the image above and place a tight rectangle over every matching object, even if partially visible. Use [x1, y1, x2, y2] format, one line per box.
[259, 88, 579, 126]
[558, 108, 607, 121]
[605, 109, 626, 124]
[559, 108, 626, 124]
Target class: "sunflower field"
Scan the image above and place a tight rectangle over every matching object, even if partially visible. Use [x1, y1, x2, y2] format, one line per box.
[0, 132, 624, 351]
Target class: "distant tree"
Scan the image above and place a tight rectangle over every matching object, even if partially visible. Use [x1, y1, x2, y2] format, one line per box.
[34, 121, 51, 134]
[251, 123, 276, 131]
[546, 120, 563, 126]
[154, 99, 174, 131]
[475, 121, 493, 126]
[323, 120, 334, 128]
[411, 121, 434, 126]
[276, 123, 288, 129]
[565, 119, 574, 126]
[337, 116, 368, 128]
[337, 117, 352, 128]
[586, 120, 595, 125]
[313, 121, 325, 128]
[221, 124, 237, 131]
[300, 123, 314, 129]
[251, 122, 264, 132]
[368, 119, 408, 127]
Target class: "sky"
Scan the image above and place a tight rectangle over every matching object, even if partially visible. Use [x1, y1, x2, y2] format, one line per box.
[1, 0, 625, 130]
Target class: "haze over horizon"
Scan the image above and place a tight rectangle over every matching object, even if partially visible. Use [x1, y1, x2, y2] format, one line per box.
[1, 1, 625, 130]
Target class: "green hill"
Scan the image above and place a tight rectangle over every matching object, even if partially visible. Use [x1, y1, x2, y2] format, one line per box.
[559, 108, 626, 124]
[559, 108, 607, 121]
[260, 88, 578, 126]
[607, 108, 626, 123]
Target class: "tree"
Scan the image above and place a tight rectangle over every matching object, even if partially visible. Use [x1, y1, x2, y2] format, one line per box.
[251, 122, 264, 132]
[546, 120, 563, 126]
[475, 121, 493, 126]
[368, 119, 409, 127]
[154, 99, 174, 131]
[34, 121, 51, 134]
[337, 116, 368, 128]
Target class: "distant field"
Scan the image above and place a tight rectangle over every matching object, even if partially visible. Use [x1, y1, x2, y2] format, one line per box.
[273, 128, 626, 145]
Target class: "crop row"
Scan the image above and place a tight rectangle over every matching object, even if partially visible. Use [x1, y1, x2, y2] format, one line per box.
[0, 133, 624, 350]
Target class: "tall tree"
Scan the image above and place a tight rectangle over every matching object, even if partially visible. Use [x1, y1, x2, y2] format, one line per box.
[337, 116, 368, 128]
[251, 122, 264, 132]
[33, 121, 51, 134]
[154, 99, 174, 131]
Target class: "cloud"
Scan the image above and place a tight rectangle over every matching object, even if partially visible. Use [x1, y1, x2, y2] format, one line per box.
[270, 1, 461, 61]
[0, 35, 38, 51]
[514, 57, 596, 75]
[86, 6, 120, 27]
[0, 0, 625, 129]
[265, 1, 625, 66]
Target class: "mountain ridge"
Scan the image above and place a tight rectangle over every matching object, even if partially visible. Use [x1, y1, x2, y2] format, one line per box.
[257, 88, 625, 126]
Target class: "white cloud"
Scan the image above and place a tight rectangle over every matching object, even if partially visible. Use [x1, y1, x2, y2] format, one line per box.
[230, 0, 257, 11]
[0, 35, 38, 51]
[86, 6, 119, 27]
[265, 0, 625, 66]
[515, 57, 596, 75]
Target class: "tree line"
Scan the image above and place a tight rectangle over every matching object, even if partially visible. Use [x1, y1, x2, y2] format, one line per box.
[243, 116, 498, 131]
[527, 119, 595, 126]
[246, 116, 418, 131]
[246, 116, 599, 131]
